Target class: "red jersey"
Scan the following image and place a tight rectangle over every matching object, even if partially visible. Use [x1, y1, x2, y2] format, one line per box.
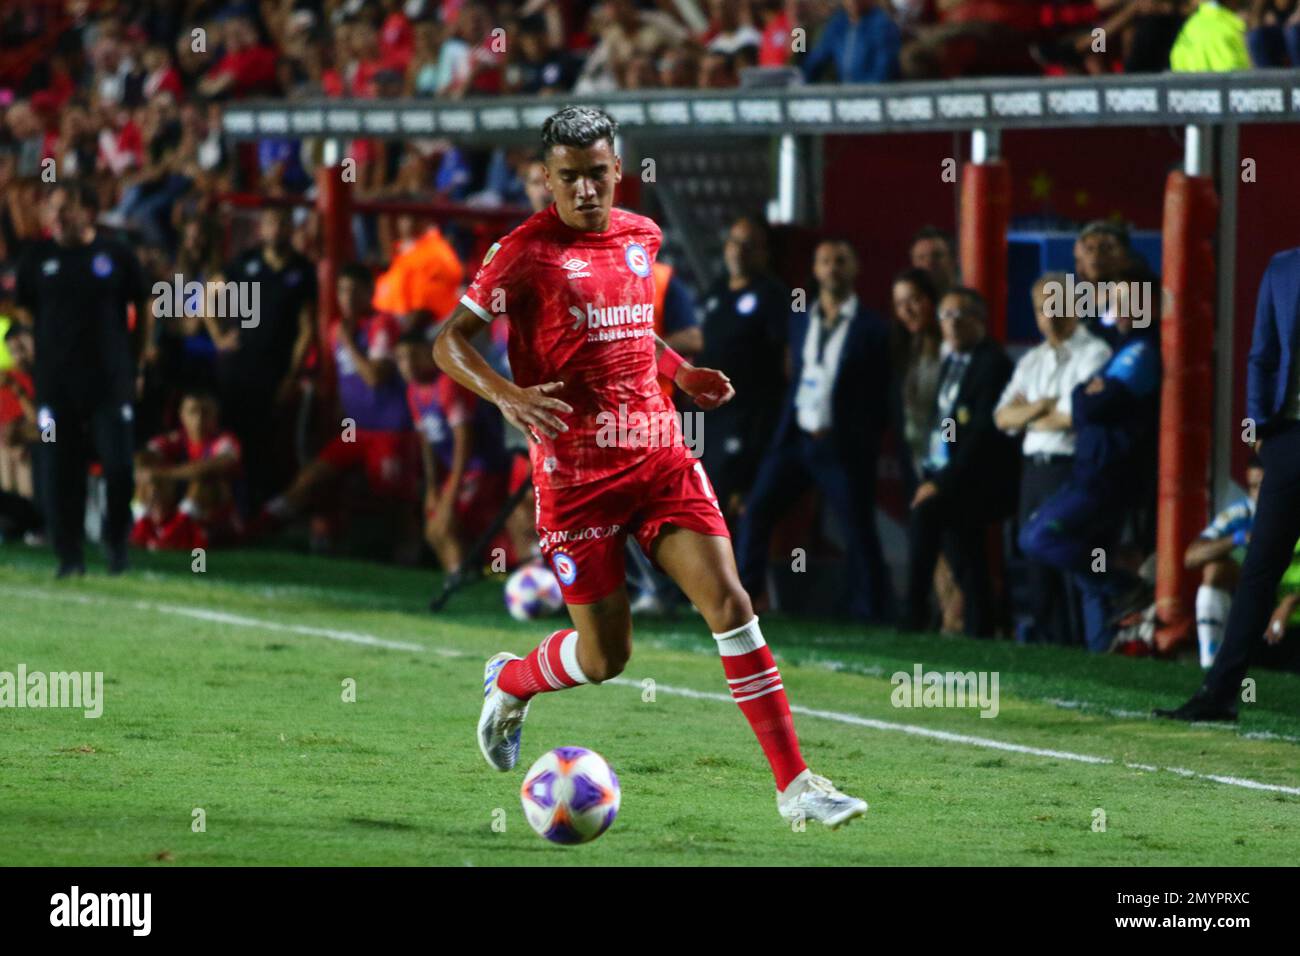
[459, 204, 683, 490]
[130, 510, 208, 551]
[147, 429, 242, 471]
[0, 368, 33, 427]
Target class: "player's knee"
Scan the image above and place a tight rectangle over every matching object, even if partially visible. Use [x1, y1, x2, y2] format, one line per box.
[583, 647, 630, 684]
[1203, 558, 1236, 589]
[707, 586, 754, 634]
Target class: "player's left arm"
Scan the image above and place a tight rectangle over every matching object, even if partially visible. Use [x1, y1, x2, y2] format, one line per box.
[654, 333, 733, 411]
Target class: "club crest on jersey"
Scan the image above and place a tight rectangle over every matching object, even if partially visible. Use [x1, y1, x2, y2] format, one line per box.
[551, 551, 577, 586]
[624, 243, 651, 277]
[92, 253, 113, 278]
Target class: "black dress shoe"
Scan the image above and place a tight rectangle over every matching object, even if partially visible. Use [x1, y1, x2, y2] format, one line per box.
[1153, 688, 1238, 722]
[55, 561, 86, 580]
[105, 540, 130, 576]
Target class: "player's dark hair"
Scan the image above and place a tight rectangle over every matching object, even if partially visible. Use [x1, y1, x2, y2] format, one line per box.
[3, 320, 32, 341]
[1247, 453, 1263, 470]
[180, 386, 219, 407]
[815, 236, 858, 261]
[338, 262, 373, 287]
[730, 213, 772, 245]
[52, 180, 99, 213]
[1079, 219, 1131, 248]
[910, 225, 954, 251]
[893, 267, 938, 304]
[398, 324, 434, 347]
[541, 106, 619, 157]
[945, 285, 987, 323]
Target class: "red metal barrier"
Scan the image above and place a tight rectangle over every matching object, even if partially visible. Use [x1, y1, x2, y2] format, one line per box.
[1155, 171, 1218, 653]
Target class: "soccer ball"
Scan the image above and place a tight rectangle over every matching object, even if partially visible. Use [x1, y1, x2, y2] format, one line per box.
[520, 746, 621, 845]
[504, 562, 564, 621]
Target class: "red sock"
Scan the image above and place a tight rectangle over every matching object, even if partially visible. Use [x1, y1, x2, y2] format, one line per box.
[714, 617, 807, 791]
[496, 628, 589, 701]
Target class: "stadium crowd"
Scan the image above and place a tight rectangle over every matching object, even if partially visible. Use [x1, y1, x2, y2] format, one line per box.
[1, 0, 1298, 666]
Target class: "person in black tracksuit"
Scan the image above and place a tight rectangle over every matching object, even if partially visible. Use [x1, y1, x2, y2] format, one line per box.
[1157, 246, 1300, 720]
[15, 183, 149, 577]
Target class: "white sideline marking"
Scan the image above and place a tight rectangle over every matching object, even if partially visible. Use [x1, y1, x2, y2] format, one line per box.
[3, 581, 1298, 797]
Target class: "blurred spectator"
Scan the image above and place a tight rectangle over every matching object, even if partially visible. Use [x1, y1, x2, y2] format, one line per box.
[255, 265, 419, 559]
[703, 0, 764, 55]
[1073, 220, 1156, 347]
[910, 226, 958, 297]
[1031, 0, 1186, 75]
[407, 19, 447, 95]
[1184, 458, 1263, 667]
[0, 325, 42, 544]
[995, 272, 1112, 645]
[208, 208, 317, 510]
[889, 267, 943, 495]
[397, 326, 515, 572]
[696, 216, 790, 526]
[1019, 299, 1162, 653]
[372, 220, 465, 327]
[737, 239, 894, 622]
[1171, 0, 1252, 70]
[659, 43, 704, 87]
[197, 15, 279, 99]
[575, 0, 691, 92]
[900, 0, 1040, 79]
[757, 0, 801, 66]
[904, 286, 1019, 637]
[104, 92, 189, 247]
[507, 10, 576, 94]
[129, 467, 208, 551]
[0, 321, 37, 503]
[802, 0, 901, 83]
[1246, 0, 1300, 65]
[136, 388, 243, 546]
[652, 258, 703, 383]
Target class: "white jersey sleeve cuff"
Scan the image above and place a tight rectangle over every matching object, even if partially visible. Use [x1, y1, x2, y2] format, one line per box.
[460, 294, 494, 322]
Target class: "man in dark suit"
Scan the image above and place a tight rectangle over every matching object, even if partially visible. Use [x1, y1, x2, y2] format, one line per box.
[1157, 246, 1300, 720]
[736, 239, 893, 622]
[905, 286, 1019, 637]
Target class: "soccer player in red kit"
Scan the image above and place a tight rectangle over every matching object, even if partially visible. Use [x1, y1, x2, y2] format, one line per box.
[433, 106, 867, 827]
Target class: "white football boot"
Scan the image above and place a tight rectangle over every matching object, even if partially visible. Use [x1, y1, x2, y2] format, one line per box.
[478, 652, 530, 772]
[777, 770, 869, 828]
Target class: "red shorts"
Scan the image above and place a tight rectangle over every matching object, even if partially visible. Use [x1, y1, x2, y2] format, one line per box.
[318, 429, 419, 501]
[535, 447, 730, 604]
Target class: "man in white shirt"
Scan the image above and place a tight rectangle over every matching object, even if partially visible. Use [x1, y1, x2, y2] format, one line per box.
[995, 272, 1112, 644]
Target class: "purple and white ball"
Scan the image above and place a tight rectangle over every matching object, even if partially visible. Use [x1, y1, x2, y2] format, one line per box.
[504, 563, 564, 621]
[520, 746, 621, 844]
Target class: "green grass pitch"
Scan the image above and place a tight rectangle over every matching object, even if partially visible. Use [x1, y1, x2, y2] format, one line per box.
[2, 542, 1298, 866]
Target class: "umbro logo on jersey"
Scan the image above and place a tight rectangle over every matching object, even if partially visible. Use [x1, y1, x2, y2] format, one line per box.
[561, 258, 591, 278]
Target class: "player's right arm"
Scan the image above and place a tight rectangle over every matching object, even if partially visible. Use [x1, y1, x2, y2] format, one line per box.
[432, 305, 572, 440]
